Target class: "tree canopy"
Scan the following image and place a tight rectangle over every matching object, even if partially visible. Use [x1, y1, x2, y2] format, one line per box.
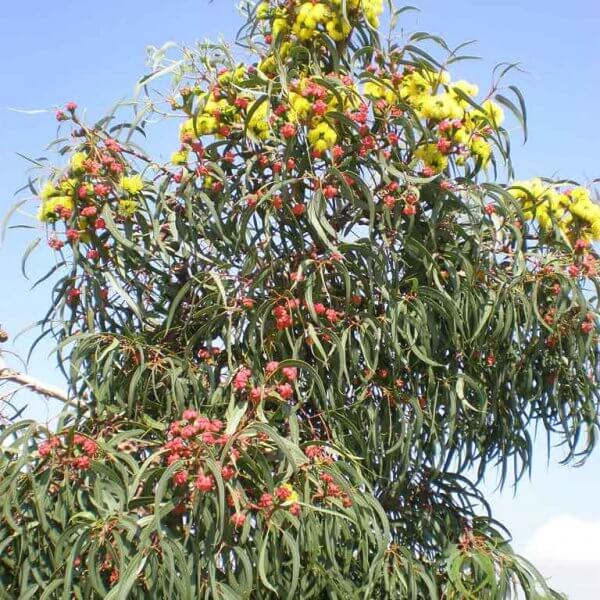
[2, 1, 599, 598]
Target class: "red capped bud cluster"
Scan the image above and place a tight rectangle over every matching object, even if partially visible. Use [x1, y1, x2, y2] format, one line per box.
[581, 313, 595, 334]
[233, 367, 252, 390]
[567, 257, 593, 278]
[314, 472, 353, 508]
[581, 253, 598, 277]
[234, 361, 300, 404]
[48, 237, 65, 251]
[280, 123, 296, 139]
[377, 181, 421, 217]
[273, 303, 294, 330]
[271, 295, 346, 332]
[162, 412, 355, 528]
[38, 432, 98, 472]
[197, 346, 222, 363]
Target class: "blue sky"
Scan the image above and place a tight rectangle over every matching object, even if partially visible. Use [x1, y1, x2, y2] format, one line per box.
[1, 1, 599, 596]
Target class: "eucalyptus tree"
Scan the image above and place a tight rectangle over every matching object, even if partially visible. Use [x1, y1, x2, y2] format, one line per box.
[2, 1, 599, 598]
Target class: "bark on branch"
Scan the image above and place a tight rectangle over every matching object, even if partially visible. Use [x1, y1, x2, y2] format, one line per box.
[0, 358, 83, 410]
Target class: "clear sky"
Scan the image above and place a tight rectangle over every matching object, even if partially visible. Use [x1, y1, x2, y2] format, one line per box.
[1, 1, 599, 597]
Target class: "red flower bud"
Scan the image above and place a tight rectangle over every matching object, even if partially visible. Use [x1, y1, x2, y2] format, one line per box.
[195, 473, 215, 493]
[281, 366, 298, 381]
[230, 512, 246, 528]
[277, 383, 293, 399]
[265, 361, 279, 374]
[173, 470, 189, 487]
[280, 122, 296, 139]
[221, 465, 236, 480]
[81, 206, 97, 217]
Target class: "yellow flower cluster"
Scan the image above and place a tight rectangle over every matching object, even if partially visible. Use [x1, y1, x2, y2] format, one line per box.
[171, 150, 188, 165]
[179, 67, 249, 143]
[256, 0, 383, 45]
[278, 483, 299, 505]
[247, 100, 271, 140]
[288, 76, 357, 152]
[37, 143, 147, 223]
[293, 2, 347, 42]
[509, 179, 600, 240]
[308, 121, 338, 153]
[414, 144, 448, 174]
[118, 199, 139, 217]
[37, 180, 76, 222]
[366, 68, 503, 173]
[120, 175, 144, 196]
[70, 152, 87, 174]
[37, 178, 87, 223]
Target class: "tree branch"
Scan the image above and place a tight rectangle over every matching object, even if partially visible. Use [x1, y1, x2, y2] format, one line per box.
[0, 358, 83, 410]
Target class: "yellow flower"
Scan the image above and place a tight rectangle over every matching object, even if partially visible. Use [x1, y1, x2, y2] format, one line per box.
[204, 96, 229, 116]
[233, 66, 246, 84]
[70, 152, 87, 173]
[400, 72, 432, 103]
[326, 18, 352, 42]
[258, 54, 277, 75]
[296, 3, 317, 29]
[180, 119, 195, 140]
[547, 189, 565, 215]
[59, 178, 78, 195]
[453, 128, 470, 146]
[39, 182, 58, 201]
[480, 99, 505, 127]
[37, 196, 74, 222]
[570, 187, 591, 204]
[414, 144, 448, 173]
[279, 41, 292, 60]
[292, 22, 317, 41]
[310, 3, 330, 22]
[273, 17, 289, 38]
[509, 179, 545, 202]
[118, 199, 139, 218]
[363, 0, 384, 27]
[449, 80, 479, 108]
[196, 114, 219, 135]
[120, 175, 144, 195]
[279, 483, 299, 505]
[469, 137, 492, 166]
[290, 93, 312, 119]
[171, 150, 188, 165]
[364, 80, 395, 104]
[217, 70, 233, 85]
[247, 101, 271, 140]
[450, 80, 479, 99]
[297, 3, 313, 19]
[180, 113, 219, 140]
[308, 121, 337, 152]
[256, 1, 270, 19]
[571, 198, 600, 224]
[420, 93, 463, 121]
[332, 0, 359, 7]
[536, 207, 552, 230]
